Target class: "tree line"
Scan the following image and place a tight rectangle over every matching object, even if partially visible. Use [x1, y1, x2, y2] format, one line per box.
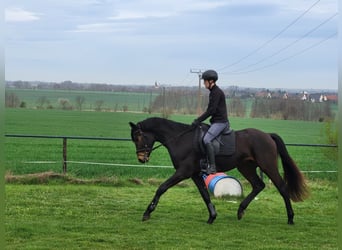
[250, 98, 333, 121]
[5, 89, 335, 121]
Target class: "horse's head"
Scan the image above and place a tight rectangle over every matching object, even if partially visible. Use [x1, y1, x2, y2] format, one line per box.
[129, 122, 156, 163]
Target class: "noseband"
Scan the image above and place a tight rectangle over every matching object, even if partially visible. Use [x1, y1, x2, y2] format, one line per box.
[133, 127, 153, 162]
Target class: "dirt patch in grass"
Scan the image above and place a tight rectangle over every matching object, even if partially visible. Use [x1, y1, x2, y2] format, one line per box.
[5, 171, 188, 187]
[5, 171, 122, 185]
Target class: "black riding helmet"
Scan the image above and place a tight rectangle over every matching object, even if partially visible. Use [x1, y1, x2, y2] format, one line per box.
[201, 70, 218, 82]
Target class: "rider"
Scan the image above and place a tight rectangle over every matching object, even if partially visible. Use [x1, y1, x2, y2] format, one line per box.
[192, 70, 229, 174]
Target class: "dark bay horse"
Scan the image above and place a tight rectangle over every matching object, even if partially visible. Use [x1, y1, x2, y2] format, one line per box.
[129, 117, 308, 224]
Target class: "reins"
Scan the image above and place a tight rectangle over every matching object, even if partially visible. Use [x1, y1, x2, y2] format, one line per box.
[151, 125, 196, 152]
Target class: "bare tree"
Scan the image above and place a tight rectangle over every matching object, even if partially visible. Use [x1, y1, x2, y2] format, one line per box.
[95, 100, 104, 111]
[75, 96, 85, 111]
[5, 93, 20, 108]
[228, 98, 246, 117]
[58, 98, 72, 110]
[36, 96, 50, 109]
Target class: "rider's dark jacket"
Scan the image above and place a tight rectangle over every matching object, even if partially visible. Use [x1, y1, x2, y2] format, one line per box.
[196, 84, 228, 124]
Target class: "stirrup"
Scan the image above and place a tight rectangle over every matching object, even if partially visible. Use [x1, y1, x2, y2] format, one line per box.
[206, 165, 217, 175]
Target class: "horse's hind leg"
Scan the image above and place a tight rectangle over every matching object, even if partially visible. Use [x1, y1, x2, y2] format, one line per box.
[262, 169, 295, 224]
[237, 163, 265, 220]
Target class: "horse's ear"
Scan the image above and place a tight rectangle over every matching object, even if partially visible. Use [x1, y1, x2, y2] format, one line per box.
[129, 122, 136, 129]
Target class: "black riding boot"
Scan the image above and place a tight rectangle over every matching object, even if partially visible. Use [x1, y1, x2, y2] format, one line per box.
[205, 142, 216, 175]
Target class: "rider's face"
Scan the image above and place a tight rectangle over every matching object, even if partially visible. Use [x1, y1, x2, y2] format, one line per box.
[203, 80, 214, 89]
[203, 80, 210, 89]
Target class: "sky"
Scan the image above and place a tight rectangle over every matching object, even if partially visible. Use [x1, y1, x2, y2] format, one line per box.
[5, 0, 338, 90]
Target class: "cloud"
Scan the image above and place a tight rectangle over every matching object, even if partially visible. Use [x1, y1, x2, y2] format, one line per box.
[107, 0, 230, 20]
[72, 0, 231, 33]
[5, 7, 42, 22]
[108, 10, 172, 21]
[72, 22, 132, 33]
[5, 0, 337, 89]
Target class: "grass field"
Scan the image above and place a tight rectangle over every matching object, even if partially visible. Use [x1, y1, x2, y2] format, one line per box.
[5, 108, 337, 181]
[5, 180, 337, 249]
[4, 108, 338, 249]
[6, 88, 158, 112]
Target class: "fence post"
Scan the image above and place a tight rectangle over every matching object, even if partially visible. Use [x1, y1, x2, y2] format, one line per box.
[63, 138, 67, 174]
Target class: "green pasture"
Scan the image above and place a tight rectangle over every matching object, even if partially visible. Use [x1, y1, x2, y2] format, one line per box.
[6, 88, 157, 111]
[5, 108, 337, 181]
[5, 180, 337, 249]
[7, 88, 338, 114]
[4, 108, 338, 249]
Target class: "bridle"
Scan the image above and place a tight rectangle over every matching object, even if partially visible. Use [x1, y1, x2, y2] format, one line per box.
[133, 123, 196, 161]
[133, 127, 153, 162]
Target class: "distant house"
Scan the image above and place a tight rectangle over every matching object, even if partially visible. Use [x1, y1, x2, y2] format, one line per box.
[255, 91, 268, 98]
[303, 93, 338, 103]
[326, 94, 338, 103]
[301, 91, 309, 101]
[255, 91, 272, 98]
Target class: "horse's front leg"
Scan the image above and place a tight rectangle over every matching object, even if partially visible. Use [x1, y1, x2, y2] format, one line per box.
[142, 172, 185, 221]
[192, 174, 217, 224]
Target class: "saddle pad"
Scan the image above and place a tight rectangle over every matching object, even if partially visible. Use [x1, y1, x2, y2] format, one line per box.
[216, 131, 235, 156]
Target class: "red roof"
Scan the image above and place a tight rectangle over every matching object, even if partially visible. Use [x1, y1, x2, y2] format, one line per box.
[326, 95, 338, 101]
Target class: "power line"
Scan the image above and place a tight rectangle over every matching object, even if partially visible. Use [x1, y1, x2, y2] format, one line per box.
[221, 12, 338, 75]
[217, 0, 322, 72]
[223, 31, 337, 75]
[178, 72, 196, 85]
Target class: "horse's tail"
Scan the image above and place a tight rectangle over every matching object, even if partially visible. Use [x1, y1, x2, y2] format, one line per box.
[270, 133, 309, 202]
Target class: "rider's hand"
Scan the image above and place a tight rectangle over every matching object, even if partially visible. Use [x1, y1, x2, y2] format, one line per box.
[192, 119, 200, 127]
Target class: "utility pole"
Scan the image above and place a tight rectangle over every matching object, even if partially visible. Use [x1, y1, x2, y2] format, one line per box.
[154, 81, 167, 118]
[190, 69, 204, 115]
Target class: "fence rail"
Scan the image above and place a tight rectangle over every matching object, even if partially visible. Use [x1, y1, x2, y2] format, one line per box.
[5, 134, 130, 141]
[5, 134, 338, 174]
[5, 134, 130, 173]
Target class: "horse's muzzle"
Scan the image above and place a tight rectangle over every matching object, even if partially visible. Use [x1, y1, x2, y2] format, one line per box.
[137, 152, 150, 163]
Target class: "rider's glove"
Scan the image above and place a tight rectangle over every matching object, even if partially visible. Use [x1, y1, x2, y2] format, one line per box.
[191, 119, 200, 127]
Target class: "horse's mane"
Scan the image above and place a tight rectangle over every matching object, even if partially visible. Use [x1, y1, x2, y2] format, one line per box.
[138, 117, 190, 132]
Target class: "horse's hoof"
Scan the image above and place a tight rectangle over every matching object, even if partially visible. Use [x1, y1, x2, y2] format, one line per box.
[237, 210, 244, 220]
[288, 220, 294, 225]
[207, 216, 216, 224]
[142, 214, 150, 221]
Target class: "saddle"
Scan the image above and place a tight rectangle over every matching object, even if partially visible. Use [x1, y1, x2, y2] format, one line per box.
[194, 124, 236, 157]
